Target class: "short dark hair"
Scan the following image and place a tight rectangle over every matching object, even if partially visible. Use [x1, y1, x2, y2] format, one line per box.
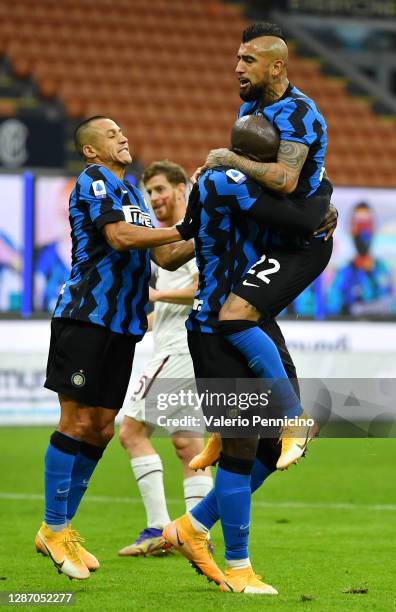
[353, 201, 371, 212]
[143, 160, 188, 186]
[242, 23, 286, 44]
[74, 115, 108, 157]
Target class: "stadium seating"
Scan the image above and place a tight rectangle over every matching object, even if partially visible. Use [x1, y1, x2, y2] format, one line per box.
[0, 0, 395, 185]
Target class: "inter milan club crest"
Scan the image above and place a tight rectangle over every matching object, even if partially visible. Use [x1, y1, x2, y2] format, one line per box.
[71, 370, 86, 387]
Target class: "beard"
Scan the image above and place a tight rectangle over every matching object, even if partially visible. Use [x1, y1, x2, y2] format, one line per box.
[239, 81, 265, 102]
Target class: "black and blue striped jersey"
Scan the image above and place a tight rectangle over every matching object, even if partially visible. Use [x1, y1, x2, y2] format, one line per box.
[54, 164, 152, 337]
[238, 84, 327, 199]
[186, 167, 270, 333]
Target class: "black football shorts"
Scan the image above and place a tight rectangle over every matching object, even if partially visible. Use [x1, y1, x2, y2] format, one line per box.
[188, 318, 298, 390]
[45, 318, 136, 409]
[233, 236, 333, 317]
[187, 324, 293, 457]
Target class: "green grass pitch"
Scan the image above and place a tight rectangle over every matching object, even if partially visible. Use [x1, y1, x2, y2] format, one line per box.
[0, 427, 395, 611]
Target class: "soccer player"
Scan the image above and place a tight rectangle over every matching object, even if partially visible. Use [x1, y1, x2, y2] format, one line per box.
[118, 161, 212, 557]
[164, 114, 334, 594]
[35, 117, 193, 580]
[191, 22, 334, 469]
[327, 201, 393, 315]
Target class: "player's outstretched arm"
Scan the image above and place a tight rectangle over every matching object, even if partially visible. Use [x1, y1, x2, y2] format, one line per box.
[102, 221, 182, 251]
[246, 188, 329, 235]
[83, 170, 187, 252]
[201, 140, 308, 194]
[151, 240, 195, 271]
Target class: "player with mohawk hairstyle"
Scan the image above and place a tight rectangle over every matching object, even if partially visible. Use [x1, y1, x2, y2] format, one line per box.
[165, 113, 335, 595]
[190, 22, 336, 472]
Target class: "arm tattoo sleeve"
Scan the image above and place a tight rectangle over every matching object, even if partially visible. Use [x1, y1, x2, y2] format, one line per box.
[229, 140, 308, 192]
[277, 140, 309, 172]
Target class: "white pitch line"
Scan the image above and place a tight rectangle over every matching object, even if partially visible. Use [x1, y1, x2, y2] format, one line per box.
[1, 492, 396, 512]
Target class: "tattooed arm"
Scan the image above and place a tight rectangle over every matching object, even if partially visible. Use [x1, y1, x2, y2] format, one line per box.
[202, 140, 308, 194]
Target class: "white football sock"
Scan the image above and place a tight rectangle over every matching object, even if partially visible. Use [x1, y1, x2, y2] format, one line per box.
[183, 475, 213, 511]
[188, 511, 209, 534]
[225, 558, 251, 569]
[47, 523, 67, 532]
[131, 454, 171, 529]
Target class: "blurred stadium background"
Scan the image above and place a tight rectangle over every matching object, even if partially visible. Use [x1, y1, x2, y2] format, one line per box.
[0, 0, 396, 424]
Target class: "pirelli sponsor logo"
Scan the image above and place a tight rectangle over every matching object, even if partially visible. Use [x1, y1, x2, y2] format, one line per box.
[122, 204, 152, 227]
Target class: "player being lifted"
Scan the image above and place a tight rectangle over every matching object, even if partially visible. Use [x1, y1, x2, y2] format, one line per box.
[35, 117, 193, 580]
[189, 22, 335, 472]
[118, 161, 212, 557]
[165, 113, 335, 594]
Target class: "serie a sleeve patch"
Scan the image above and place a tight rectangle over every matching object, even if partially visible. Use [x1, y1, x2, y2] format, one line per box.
[92, 179, 107, 198]
[226, 168, 247, 184]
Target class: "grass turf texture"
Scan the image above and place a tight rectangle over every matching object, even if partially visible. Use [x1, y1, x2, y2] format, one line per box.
[0, 428, 395, 611]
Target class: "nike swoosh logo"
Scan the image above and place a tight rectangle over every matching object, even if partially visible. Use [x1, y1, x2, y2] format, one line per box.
[296, 430, 311, 450]
[239, 524, 249, 530]
[56, 488, 69, 494]
[41, 539, 65, 568]
[242, 280, 259, 288]
[176, 528, 184, 547]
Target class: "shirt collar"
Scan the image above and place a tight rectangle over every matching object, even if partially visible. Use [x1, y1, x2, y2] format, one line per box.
[256, 82, 294, 113]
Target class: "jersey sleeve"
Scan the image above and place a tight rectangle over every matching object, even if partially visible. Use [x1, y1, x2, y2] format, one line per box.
[211, 169, 263, 215]
[247, 187, 329, 234]
[273, 99, 318, 146]
[78, 167, 125, 231]
[211, 169, 329, 233]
